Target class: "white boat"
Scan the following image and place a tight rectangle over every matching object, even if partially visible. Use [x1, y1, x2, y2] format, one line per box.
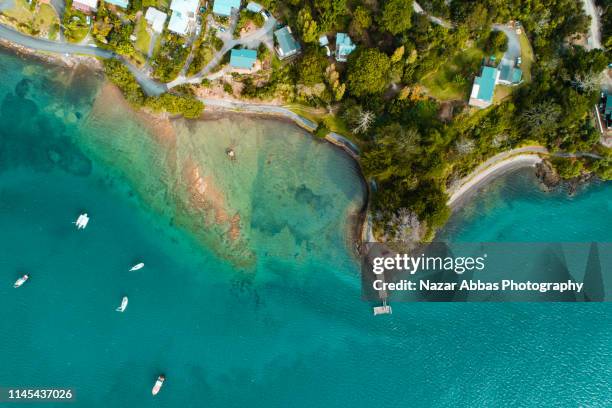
[13, 274, 29, 288]
[129, 263, 145, 272]
[151, 375, 165, 396]
[74, 213, 89, 230]
[115, 296, 128, 312]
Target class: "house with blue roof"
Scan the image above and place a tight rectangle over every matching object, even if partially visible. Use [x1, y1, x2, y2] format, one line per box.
[230, 48, 258, 70]
[335, 33, 356, 62]
[469, 65, 499, 108]
[104, 0, 129, 8]
[213, 0, 241, 16]
[497, 63, 523, 85]
[274, 26, 300, 59]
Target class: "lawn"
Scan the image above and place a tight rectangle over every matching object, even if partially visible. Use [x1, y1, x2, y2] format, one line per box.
[518, 31, 534, 83]
[420, 46, 485, 101]
[134, 18, 151, 55]
[0, 0, 59, 38]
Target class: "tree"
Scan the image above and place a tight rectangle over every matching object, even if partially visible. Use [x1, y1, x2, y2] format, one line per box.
[351, 6, 372, 34]
[297, 8, 319, 44]
[298, 50, 327, 85]
[486, 30, 508, 54]
[379, 0, 413, 35]
[521, 101, 562, 139]
[347, 48, 391, 97]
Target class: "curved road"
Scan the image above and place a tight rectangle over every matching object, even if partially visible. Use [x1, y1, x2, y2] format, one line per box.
[0, 23, 166, 95]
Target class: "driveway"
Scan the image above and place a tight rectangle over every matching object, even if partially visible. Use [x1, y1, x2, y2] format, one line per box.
[492, 24, 521, 67]
[582, 0, 602, 50]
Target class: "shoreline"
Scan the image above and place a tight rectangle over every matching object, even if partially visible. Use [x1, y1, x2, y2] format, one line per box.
[447, 150, 545, 208]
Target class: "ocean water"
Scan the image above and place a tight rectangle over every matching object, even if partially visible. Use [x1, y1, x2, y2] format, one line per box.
[1, 48, 611, 408]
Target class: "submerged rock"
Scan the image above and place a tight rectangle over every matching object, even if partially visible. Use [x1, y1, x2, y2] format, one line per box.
[535, 159, 560, 191]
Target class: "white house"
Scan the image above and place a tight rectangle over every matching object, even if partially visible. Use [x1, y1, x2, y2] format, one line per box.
[72, 0, 98, 13]
[168, 0, 199, 36]
[145, 7, 167, 33]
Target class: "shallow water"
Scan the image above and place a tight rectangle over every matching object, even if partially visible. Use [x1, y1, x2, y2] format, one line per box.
[1, 49, 611, 407]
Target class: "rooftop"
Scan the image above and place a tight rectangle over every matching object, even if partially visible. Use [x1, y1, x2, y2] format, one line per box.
[104, 0, 129, 8]
[73, 0, 98, 10]
[471, 66, 498, 102]
[318, 35, 329, 46]
[170, 0, 199, 13]
[168, 10, 190, 35]
[229, 48, 258, 69]
[335, 33, 356, 61]
[145, 7, 167, 33]
[212, 0, 241, 16]
[246, 2, 262, 12]
[274, 26, 300, 58]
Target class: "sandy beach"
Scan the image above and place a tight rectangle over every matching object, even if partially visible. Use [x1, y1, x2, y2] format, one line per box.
[447, 148, 546, 208]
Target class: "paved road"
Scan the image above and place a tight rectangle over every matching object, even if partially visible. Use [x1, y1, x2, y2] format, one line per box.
[582, 0, 603, 50]
[0, 23, 166, 95]
[492, 24, 521, 67]
[412, 1, 453, 28]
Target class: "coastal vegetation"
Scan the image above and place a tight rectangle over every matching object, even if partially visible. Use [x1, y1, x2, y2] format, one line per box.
[3, 0, 609, 242]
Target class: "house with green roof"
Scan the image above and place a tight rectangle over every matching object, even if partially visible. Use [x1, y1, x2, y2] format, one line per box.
[230, 48, 258, 70]
[212, 0, 241, 17]
[468, 65, 499, 108]
[497, 63, 523, 85]
[274, 26, 301, 59]
[335, 33, 356, 62]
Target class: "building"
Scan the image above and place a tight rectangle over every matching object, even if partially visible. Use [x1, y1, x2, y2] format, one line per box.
[105, 0, 129, 8]
[468, 65, 499, 108]
[605, 92, 612, 129]
[497, 63, 523, 85]
[72, 0, 98, 13]
[168, 0, 199, 35]
[274, 26, 300, 59]
[212, 0, 241, 16]
[245, 2, 262, 12]
[145, 7, 167, 33]
[335, 33, 356, 62]
[229, 48, 258, 70]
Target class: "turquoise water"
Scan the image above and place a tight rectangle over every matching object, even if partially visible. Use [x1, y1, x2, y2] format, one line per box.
[1, 49, 611, 407]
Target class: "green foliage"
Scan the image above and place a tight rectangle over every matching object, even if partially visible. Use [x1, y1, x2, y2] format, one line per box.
[104, 60, 203, 119]
[347, 48, 391, 97]
[486, 30, 508, 54]
[379, 0, 413, 34]
[298, 49, 327, 85]
[151, 33, 189, 82]
[297, 7, 319, 43]
[552, 157, 584, 179]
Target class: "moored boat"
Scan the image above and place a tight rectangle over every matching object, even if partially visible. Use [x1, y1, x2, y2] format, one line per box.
[151, 375, 165, 396]
[129, 262, 145, 271]
[13, 274, 29, 288]
[74, 213, 90, 230]
[115, 296, 128, 312]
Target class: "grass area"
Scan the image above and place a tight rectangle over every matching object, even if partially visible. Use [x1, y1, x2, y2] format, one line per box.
[518, 31, 534, 83]
[0, 0, 59, 38]
[420, 46, 485, 101]
[493, 84, 513, 103]
[134, 18, 151, 55]
[286, 104, 355, 140]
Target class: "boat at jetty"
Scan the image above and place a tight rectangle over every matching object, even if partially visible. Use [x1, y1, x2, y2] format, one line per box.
[226, 148, 236, 160]
[151, 375, 165, 396]
[13, 274, 29, 288]
[129, 263, 144, 271]
[115, 296, 128, 312]
[74, 213, 89, 229]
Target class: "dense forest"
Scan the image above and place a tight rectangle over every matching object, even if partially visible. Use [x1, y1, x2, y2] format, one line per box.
[244, 0, 611, 241]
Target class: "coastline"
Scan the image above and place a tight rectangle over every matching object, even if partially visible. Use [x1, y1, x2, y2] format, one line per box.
[447, 148, 546, 209]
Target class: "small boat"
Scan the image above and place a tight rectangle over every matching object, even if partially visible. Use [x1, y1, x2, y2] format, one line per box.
[129, 263, 144, 272]
[225, 148, 236, 160]
[151, 375, 165, 396]
[115, 296, 128, 312]
[13, 274, 29, 288]
[74, 213, 89, 230]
